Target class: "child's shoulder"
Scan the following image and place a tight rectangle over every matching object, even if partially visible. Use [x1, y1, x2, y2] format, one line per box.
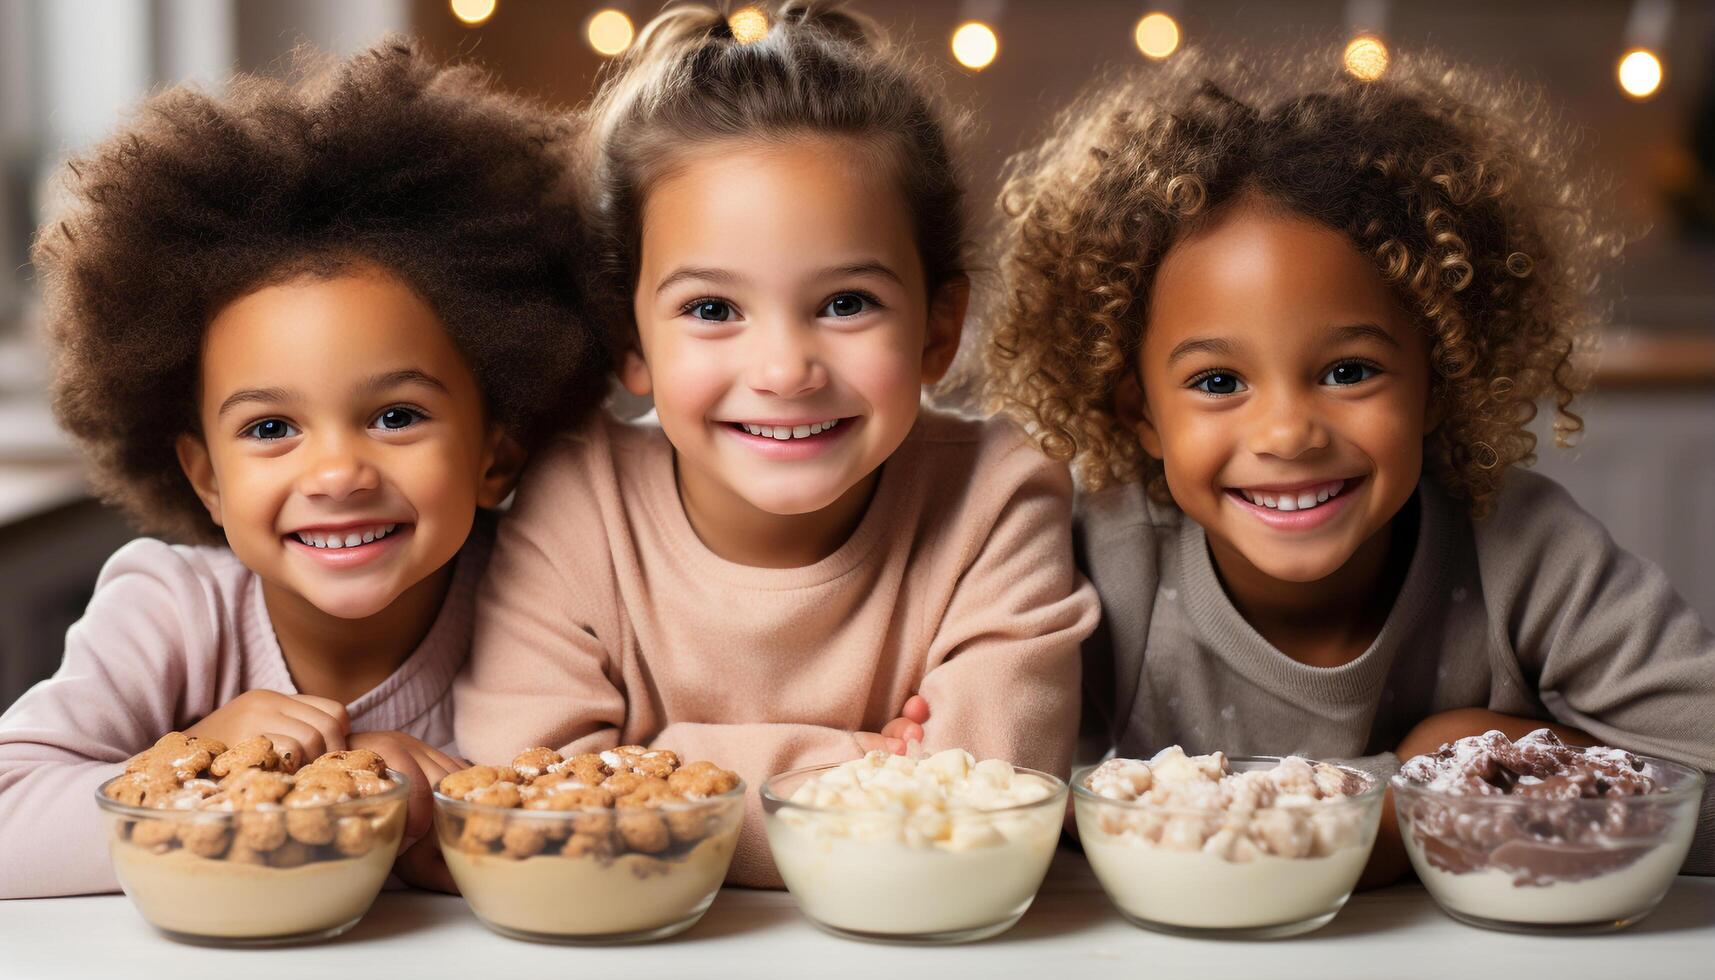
[95, 536, 250, 599]
[905, 408, 1064, 482]
[1075, 478, 1185, 541]
[1467, 466, 1612, 560]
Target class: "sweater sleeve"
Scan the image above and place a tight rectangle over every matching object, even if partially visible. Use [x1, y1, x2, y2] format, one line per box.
[453, 440, 628, 768]
[1481, 471, 1715, 874]
[0, 540, 218, 898]
[916, 439, 1100, 783]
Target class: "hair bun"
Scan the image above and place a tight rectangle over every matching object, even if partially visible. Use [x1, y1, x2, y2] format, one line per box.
[774, 0, 884, 49]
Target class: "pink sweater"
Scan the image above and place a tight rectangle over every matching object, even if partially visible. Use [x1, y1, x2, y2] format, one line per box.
[454, 411, 1099, 886]
[0, 516, 490, 898]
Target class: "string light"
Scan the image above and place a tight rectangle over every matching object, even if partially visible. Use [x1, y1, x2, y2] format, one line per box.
[1617, 49, 1664, 100]
[1134, 12, 1180, 59]
[587, 9, 634, 57]
[729, 6, 769, 44]
[449, 0, 495, 27]
[1343, 34, 1389, 81]
[951, 21, 998, 71]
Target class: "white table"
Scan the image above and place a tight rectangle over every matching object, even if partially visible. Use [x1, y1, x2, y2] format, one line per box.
[2, 852, 1710, 979]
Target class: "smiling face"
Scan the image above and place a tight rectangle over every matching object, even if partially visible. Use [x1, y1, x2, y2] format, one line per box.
[177, 266, 513, 620]
[623, 137, 964, 562]
[1128, 198, 1433, 586]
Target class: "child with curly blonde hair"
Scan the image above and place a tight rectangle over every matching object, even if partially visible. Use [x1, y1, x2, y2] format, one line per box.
[982, 48, 1714, 880]
[0, 41, 607, 896]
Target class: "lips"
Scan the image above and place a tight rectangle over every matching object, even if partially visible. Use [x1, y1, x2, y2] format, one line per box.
[1225, 476, 1364, 531]
[290, 523, 400, 550]
[1234, 479, 1348, 514]
[732, 418, 843, 440]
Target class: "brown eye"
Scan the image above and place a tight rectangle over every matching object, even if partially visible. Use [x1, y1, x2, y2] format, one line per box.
[821, 293, 869, 318]
[374, 407, 422, 430]
[690, 300, 732, 321]
[1194, 373, 1242, 395]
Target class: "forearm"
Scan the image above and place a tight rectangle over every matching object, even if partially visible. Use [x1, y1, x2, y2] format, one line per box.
[0, 761, 125, 898]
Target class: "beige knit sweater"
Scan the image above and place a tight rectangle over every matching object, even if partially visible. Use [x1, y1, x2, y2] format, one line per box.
[454, 410, 1099, 886]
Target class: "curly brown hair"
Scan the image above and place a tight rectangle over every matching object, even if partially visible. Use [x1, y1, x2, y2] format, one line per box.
[980, 47, 1624, 515]
[33, 39, 607, 544]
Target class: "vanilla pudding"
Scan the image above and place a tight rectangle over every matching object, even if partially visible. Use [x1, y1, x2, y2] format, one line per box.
[1394, 730, 1705, 932]
[1073, 750, 1382, 938]
[435, 746, 745, 943]
[108, 832, 398, 940]
[443, 828, 737, 937]
[762, 749, 1066, 943]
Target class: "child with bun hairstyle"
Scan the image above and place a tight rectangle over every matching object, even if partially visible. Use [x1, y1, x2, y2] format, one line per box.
[454, 1, 1099, 885]
[0, 41, 607, 896]
[980, 48, 1715, 880]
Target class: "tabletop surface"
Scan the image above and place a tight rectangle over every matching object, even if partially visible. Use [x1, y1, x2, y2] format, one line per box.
[1, 851, 1710, 980]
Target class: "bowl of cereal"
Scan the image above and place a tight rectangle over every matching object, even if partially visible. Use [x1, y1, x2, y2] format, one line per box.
[95, 733, 407, 946]
[434, 746, 744, 944]
[1072, 748, 1383, 939]
[1393, 729, 1703, 934]
[761, 749, 1066, 944]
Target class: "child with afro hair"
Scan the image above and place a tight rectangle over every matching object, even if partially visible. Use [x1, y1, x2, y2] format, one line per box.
[0, 39, 607, 896]
[981, 48, 1714, 881]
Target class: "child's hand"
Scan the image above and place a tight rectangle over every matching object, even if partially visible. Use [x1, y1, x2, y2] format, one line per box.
[392, 832, 460, 894]
[184, 691, 350, 771]
[1360, 708, 1596, 890]
[346, 730, 464, 850]
[854, 695, 931, 755]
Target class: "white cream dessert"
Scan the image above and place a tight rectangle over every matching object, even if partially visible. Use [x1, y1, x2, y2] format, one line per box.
[436, 746, 744, 941]
[1394, 730, 1704, 928]
[1074, 748, 1380, 933]
[764, 749, 1065, 939]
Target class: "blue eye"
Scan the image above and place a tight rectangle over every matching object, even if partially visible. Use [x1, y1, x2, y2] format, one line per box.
[1191, 372, 1245, 396]
[687, 299, 733, 322]
[373, 407, 423, 431]
[820, 293, 871, 318]
[243, 418, 298, 440]
[1322, 361, 1380, 386]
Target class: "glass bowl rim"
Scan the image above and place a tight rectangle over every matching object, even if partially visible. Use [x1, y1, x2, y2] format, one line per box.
[1069, 756, 1386, 812]
[433, 778, 747, 815]
[1389, 754, 1705, 807]
[759, 759, 1068, 816]
[94, 767, 410, 819]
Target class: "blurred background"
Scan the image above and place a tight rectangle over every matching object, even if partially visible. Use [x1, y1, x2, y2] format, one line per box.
[0, 0, 1711, 709]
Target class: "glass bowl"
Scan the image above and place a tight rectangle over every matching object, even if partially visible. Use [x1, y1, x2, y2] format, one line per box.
[96, 770, 407, 946]
[1393, 756, 1703, 933]
[434, 780, 744, 944]
[761, 761, 1066, 944]
[1072, 757, 1384, 939]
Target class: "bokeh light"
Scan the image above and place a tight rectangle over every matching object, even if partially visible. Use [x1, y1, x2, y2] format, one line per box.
[729, 6, 769, 44]
[449, 0, 496, 27]
[1617, 49, 1664, 100]
[1343, 35, 1389, 81]
[951, 21, 999, 71]
[587, 9, 634, 57]
[1134, 12, 1180, 60]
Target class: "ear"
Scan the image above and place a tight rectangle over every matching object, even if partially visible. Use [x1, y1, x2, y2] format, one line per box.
[1114, 371, 1164, 460]
[174, 433, 225, 528]
[919, 274, 970, 385]
[619, 347, 653, 398]
[476, 427, 529, 508]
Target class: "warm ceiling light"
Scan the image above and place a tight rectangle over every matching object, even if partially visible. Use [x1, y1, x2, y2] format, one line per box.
[587, 9, 634, 57]
[449, 0, 496, 27]
[1617, 48, 1664, 100]
[951, 21, 998, 71]
[1134, 12, 1180, 60]
[1343, 34, 1389, 81]
[729, 6, 769, 44]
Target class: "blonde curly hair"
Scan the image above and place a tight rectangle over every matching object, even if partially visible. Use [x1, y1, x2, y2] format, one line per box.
[979, 48, 1624, 515]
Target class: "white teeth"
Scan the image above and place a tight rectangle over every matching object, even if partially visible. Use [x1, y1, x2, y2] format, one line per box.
[295, 524, 397, 549]
[1237, 480, 1347, 513]
[738, 419, 841, 440]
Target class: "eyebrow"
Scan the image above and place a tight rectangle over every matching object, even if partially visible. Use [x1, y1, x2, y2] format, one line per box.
[655, 266, 745, 296]
[1166, 337, 1236, 366]
[214, 370, 446, 418]
[1329, 322, 1402, 350]
[811, 261, 904, 286]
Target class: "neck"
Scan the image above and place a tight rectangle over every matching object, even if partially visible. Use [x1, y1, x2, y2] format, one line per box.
[1207, 505, 1416, 669]
[675, 455, 880, 568]
[261, 562, 454, 706]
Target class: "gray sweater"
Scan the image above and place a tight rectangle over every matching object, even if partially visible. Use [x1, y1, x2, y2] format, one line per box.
[1075, 468, 1715, 874]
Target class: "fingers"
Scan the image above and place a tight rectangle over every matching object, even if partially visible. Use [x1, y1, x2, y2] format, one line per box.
[283, 695, 350, 754]
[879, 717, 924, 744]
[901, 695, 931, 725]
[854, 732, 907, 756]
[260, 731, 311, 773]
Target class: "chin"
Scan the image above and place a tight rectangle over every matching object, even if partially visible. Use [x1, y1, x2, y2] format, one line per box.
[738, 486, 844, 517]
[299, 587, 399, 622]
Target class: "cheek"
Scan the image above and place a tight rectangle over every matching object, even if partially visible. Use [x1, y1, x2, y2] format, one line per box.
[836, 333, 924, 412]
[645, 343, 731, 425]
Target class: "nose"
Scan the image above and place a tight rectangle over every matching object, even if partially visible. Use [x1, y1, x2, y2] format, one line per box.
[745, 318, 827, 398]
[295, 432, 380, 501]
[1245, 388, 1331, 460]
